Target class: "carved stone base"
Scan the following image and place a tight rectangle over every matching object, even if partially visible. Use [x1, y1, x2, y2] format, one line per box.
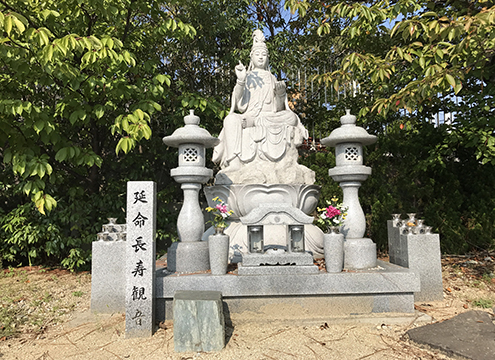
[203, 184, 324, 261]
[343, 238, 377, 270]
[167, 241, 210, 273]
[204, 184, 320, 219]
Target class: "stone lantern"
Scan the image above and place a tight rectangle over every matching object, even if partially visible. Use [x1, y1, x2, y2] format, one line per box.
[163, 110, 219, 273]
[321, 110, 377, 270]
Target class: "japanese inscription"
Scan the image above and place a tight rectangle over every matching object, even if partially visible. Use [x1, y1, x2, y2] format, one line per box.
[132, 260, 147, 277]
[125, 181, 156, 338]
[131, 309, 144, 326]
[132, 212, 148, 228]
[132, 237, 147, 252]
[133, 190, 148, 204]
[131, 286, 147, 300]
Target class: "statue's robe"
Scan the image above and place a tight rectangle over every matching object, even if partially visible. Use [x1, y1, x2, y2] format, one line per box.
[213, 70, 307, 169]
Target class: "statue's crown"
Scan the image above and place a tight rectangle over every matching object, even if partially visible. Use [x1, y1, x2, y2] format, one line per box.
[251, 29, 267, 52]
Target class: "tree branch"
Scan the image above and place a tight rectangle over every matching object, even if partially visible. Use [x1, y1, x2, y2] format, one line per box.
[79, 4, 97, 37]
[122, 3, 134, 45]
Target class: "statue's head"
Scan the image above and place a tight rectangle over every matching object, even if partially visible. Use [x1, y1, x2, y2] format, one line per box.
[249, 29, 269, 71]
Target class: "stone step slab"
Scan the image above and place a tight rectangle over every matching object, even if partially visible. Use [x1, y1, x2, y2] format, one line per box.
[173, 290, 225, 352]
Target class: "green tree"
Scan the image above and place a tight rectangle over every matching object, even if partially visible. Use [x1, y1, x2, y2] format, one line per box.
[0, 0, 197, 268]
[0, 0, 198, 212]
[288, 0, 495, 164]
[288, 0, 495, 253]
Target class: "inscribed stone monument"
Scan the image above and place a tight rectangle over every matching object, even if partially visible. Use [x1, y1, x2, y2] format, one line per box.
[125, 181, 156, 338]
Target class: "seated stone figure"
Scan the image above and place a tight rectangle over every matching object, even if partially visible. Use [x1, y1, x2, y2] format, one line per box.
[212, 30, 315, 185]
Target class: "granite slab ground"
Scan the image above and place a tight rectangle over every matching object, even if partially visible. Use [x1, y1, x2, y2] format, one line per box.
[407, 310, 495, 360]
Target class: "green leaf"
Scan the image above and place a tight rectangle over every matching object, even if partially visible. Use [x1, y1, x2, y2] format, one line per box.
[69, 109, 86, 124]
[34, 120, 45, 133]
[13, 17, 25, 33]
[55, 148, 68, 162]
[44, 194, 56, 212]
[3, 149, 12, 164]
[46, 44, 54, 62]
[317, 25, 323, 36]
[453, 82, 462, 94]
[155, 74, 167, 85]
[445, 74, 456, 88]
[94, 105, 104, 119]
[5, 15, 12, 35]
[116, 137, 129, 154]
[419, 56, 426, 69]
[153, 102, 162, 111]
[134, 109, 144, 121]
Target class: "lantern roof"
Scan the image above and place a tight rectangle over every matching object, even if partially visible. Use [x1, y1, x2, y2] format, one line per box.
[163, 110, 219, 148]
[321, 110, 377, 147]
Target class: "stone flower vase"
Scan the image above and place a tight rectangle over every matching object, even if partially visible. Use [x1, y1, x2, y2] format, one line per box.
[208, 227, 230, 275]
[324, 227, 344, 273]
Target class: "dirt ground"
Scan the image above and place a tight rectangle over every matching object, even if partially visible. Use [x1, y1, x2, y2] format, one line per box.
[1, 254, 494, 360]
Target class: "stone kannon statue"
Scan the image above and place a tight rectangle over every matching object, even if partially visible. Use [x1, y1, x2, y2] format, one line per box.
[212, 30, 315, 185]
[205, 30, 323, 260]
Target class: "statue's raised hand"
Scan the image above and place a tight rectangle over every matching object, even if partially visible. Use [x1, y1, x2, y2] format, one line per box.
[275, 81, 286, 95]
[235, 61, 247, 82]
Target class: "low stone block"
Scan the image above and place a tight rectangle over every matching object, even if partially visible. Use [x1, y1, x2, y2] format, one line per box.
[167, 241, 210, 273]
[91, 240, 125, 313]
[173, 290, 225, 352]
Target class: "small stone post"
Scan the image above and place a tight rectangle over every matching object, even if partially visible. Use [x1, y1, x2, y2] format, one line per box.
[321, 110, 377, 270]
[125, 181, 156, 338]
[91, 219, 126, 313]
[163, 110, 219, 273]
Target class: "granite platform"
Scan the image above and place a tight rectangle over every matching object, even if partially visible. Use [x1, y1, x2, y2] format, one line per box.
[155, 260, 420, 323]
